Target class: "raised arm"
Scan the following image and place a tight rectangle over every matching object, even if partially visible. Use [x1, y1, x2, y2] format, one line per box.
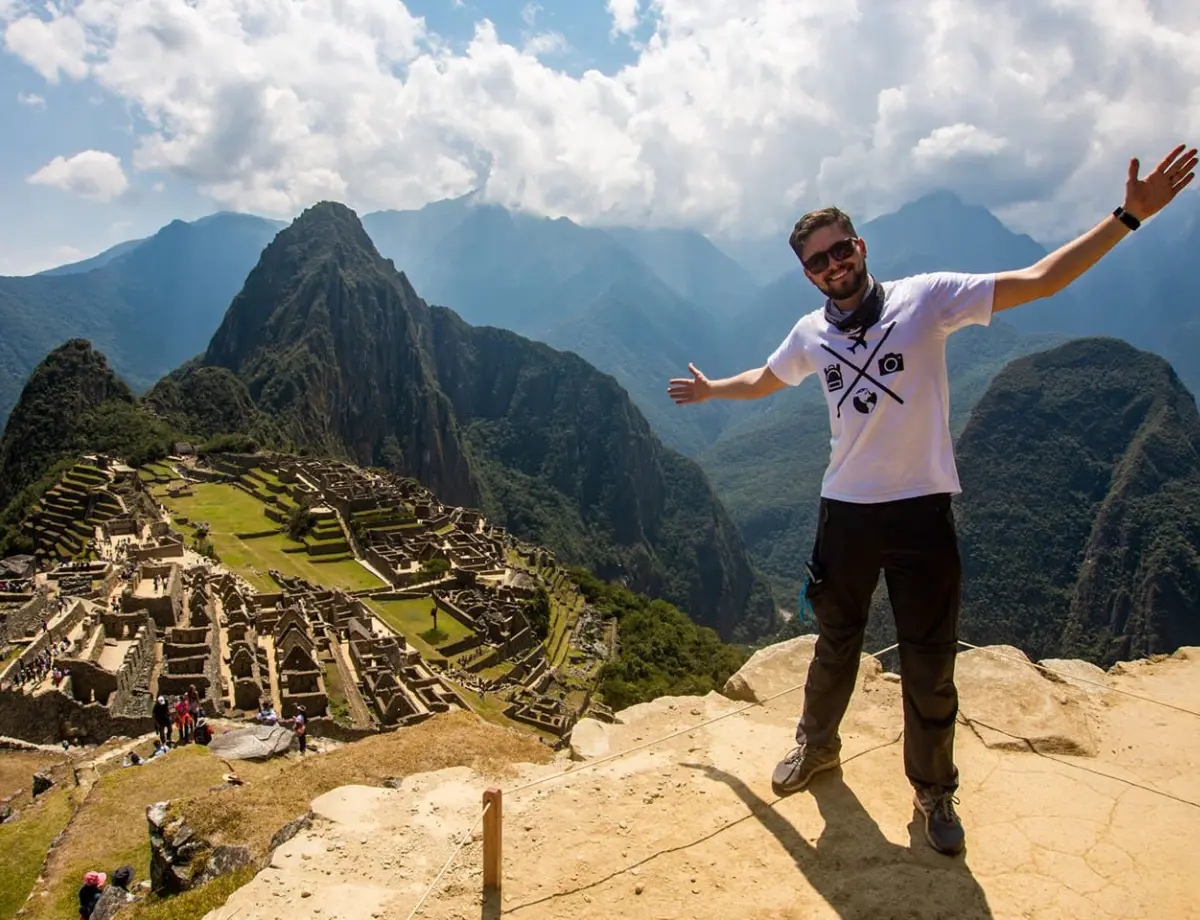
[668, 363, 787, 404]
[992, 143, 1196, 313]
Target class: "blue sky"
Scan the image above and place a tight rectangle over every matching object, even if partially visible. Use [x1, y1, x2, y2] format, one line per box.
[2, 0, 1198, 275]
[0, 1, 647, 274]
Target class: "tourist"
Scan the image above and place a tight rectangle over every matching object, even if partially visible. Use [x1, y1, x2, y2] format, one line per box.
[152, 695, 171, 744]
[110, 865, 137, 901]
[287, 705, 308, 754]
[668, 143, 1196, 857]
[186, 684, 201, 723]
[257, 701, 279, 725]
[78, 870, 106, 919]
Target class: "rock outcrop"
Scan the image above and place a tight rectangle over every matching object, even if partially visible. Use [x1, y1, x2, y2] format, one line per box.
[199, 642, 1200, 920]
[147, 801, 252, 895]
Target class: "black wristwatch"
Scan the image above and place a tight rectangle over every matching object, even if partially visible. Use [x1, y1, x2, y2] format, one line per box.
[1113, 206, 1140, 231]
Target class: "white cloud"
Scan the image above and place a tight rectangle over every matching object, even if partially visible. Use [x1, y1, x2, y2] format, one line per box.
[27, 149, 129, 201]
[607, 0, 639, 36]
[16, 90, 44, 106]
[4, 9, 88, 81]
[2, 0, 1198, 241]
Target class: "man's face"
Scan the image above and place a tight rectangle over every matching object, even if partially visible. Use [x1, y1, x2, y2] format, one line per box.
[799, 224, 868, 302]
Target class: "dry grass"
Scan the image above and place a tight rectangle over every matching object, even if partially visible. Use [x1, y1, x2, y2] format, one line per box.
[180, 711, 552, 858]
[20, 745, 230, 920]
[0, 751, 65, 802]
[3, 713, 550, 920]
[0, 784, 79, 920]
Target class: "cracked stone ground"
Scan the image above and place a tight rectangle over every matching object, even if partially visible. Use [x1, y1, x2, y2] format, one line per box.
[203, 645, 1200, 920]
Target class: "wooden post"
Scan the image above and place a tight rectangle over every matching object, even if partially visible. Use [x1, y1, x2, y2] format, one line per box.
[482, 787, 503, 892]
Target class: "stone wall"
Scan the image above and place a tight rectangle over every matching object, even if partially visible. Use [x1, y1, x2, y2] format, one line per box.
[2, 591, 51, 642]
[129, 541, 185, 563]
[113, 620, 157, 716]
[0, 685, 155, 744]
[2, 599, 89, 681]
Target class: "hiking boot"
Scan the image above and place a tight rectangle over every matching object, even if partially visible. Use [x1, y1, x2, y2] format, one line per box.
[913, 786, 965, 856]
[771, 740, 841, 794]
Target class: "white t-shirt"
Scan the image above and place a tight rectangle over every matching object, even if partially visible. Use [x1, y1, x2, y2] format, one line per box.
[767, 271, 995, 503]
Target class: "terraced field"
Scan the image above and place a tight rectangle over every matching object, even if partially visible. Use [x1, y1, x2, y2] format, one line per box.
[23, 463, 122, 562]
[153, 480, 384, 593]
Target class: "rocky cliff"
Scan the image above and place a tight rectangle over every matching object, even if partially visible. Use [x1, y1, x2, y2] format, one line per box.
[955, 337, 1200, 666]
[198, 637, 1200, 920]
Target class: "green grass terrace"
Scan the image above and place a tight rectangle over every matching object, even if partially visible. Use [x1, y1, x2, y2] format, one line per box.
[153, 481, 384, 594]
[366, 596, 473, 660]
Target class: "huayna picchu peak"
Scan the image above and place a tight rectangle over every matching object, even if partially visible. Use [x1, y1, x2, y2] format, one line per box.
[9, 202, 775, 642]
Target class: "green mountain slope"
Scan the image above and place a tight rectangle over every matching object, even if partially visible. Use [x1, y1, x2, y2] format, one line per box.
[954, 338, 1200, 665]
[0, 340, 175, 554]
[178, 201, 775, 640]
[0, 213, 282, 425]
[361, 201, 729, 455]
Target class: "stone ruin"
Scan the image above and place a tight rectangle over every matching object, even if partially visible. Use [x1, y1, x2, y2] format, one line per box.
[272, 608, 328, 719]
[0, 449, 609, 746]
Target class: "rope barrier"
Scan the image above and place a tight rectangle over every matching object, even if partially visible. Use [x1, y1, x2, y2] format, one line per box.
[956, 639, 1200, 719]
[404, 799, 493, 920]
[403, 635, 1198, 915]
[505, 642, 900, 796]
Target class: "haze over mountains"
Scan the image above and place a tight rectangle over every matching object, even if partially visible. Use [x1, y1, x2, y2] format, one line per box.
[0, 189, 1197, 660]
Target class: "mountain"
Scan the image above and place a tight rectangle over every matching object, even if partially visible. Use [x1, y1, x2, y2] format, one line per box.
[0, 339, 175, 553]
[361, 200, 734, 455]
[725, 190, 1070, 371]
[601, 225, 759, 314]
[0, 212, 282, 425]
[199, 203, 475, 505]
[167, 201, 774, 640]
[38, 237, 147, 276]
[1002, 190, 1200, 396]
[954, 338, 1200, 666]
[143, 363, 280, 446]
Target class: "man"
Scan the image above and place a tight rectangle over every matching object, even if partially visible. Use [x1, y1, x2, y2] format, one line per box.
[668, 144, 1195, 856]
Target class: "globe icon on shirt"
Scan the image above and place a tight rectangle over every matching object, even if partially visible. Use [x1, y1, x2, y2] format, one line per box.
[852, 388, 878, 415]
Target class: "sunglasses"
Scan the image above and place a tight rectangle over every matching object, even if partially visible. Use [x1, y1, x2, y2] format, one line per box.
[801, 238, 859, 274]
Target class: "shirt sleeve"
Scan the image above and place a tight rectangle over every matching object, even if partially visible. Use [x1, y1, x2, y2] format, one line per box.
[766, 324, 815, 386]
[915, 272, 996, 334]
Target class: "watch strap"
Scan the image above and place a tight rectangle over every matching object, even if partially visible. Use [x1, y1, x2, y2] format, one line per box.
[1113, 206, 1141, 231]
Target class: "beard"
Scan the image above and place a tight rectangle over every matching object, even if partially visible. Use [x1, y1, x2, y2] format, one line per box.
[815, 262, 869, 303]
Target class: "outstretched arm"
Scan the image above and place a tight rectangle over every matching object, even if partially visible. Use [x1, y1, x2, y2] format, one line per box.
[993, 143, 1196, 313]
[668, 363, 786, 404]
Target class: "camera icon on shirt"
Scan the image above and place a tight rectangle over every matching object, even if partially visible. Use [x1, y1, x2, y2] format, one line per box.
[877, 352, 905, 376]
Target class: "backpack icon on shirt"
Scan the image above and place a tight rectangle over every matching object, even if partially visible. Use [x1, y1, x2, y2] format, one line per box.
[823, 364, 844, 392]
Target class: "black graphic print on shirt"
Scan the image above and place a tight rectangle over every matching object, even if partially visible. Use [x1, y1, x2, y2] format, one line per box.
[819, 321, 906, 417]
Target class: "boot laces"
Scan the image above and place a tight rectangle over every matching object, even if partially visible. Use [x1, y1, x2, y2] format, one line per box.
[931, 792, 960, 824]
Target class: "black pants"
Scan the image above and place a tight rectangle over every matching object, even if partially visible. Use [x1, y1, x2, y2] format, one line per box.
[797, 493, 961, 791]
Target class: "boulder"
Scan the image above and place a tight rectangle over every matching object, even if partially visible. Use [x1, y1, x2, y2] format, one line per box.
[207, 724, 294, 761]
[1037, 658, 1110, 694]
[956, 645, 1097, 756]
[723, 634, 882, 703]
[147, 800, 252, 895]
[568, 718, 610, 761]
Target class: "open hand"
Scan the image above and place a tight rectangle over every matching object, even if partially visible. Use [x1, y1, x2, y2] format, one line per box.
[1123, 143, 1197, 221]
[668, 363, 711, 405]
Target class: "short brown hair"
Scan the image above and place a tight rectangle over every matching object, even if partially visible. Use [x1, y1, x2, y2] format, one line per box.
[789, 207, 857, 260]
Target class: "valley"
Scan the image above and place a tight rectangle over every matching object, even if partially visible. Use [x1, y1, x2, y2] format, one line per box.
[1, 193, 1198, 920]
